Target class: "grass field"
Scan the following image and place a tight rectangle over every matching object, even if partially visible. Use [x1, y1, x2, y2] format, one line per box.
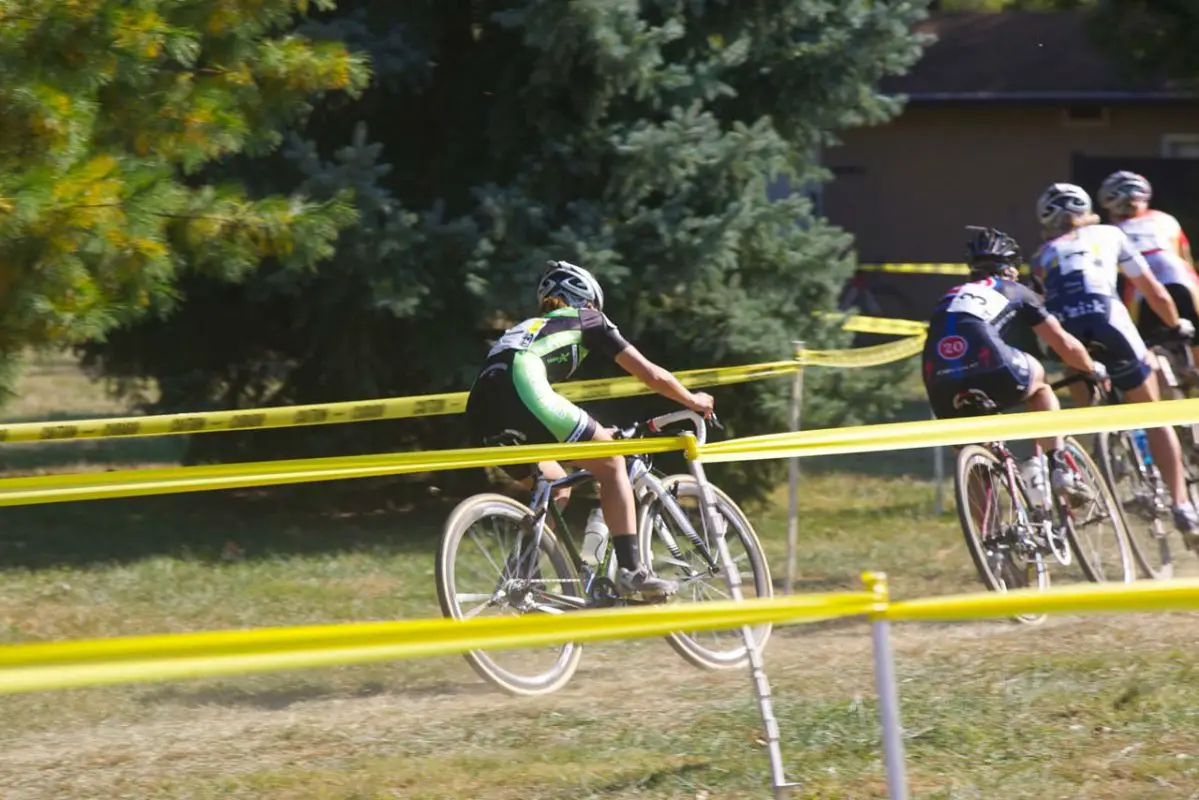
[2, 354, 1199, 799]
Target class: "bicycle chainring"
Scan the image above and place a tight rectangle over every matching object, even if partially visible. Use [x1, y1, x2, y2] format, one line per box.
[587, 576, 620, 607]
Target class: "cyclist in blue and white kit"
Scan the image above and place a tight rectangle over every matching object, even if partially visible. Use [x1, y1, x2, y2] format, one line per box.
[1031, 183, 1199, 536]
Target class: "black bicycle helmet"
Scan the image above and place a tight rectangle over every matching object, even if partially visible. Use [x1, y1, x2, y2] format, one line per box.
[965, 225, 1022, 278]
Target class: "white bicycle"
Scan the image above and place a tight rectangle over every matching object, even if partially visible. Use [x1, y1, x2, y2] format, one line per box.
[435, 410, 773, 696]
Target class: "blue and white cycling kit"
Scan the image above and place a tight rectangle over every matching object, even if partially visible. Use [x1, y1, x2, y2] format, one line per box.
[1032, 224, 1154, 392]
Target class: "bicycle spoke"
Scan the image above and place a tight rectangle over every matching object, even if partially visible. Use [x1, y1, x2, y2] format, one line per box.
[436, 495, 585, 696]
[469, 527, 504, 576]
[459, 595, 497, 620]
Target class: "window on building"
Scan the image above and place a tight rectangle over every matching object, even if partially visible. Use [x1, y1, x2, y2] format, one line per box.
[1061, 106, 1110, 128]
[1162, 134, 1199, 159]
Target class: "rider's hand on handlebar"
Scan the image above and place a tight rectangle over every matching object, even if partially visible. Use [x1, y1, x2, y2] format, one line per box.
[1175, 318, 1196, 342]
[688, 392, 715, 419]
[1088, 360, 1109, 386]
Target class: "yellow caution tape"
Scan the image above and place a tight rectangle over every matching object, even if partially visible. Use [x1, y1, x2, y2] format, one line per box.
[858, 263, 971, 275]
[0, 436, 690, 507]
[6, 576, 1199, 694]
[798, 334, 926, 369]
[6, 378, 1198, 508]
[857, 263, 1031, 276]
[0, 361, 801, 445]
[885, 578, 1199, 622]
[699, 395, 1199, 464]
[838, 316, 929, 336]
[816, 311, 929, 337]
[0, 327, 926, 445]
[0, 591, 878, 694]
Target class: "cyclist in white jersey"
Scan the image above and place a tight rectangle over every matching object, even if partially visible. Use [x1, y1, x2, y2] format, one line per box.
[1031, 182, 1199, 537]
[1097, 170, 1199, 370]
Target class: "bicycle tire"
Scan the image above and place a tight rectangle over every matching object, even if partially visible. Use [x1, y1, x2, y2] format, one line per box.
[1153, 345, 1199, 510]
[1058, 436, 1136, 584]
[953, 444, 1049, 625]
[637, 475, 773, 670]
[1094, 430, 1173, 580]
[436, 492, 583, 696]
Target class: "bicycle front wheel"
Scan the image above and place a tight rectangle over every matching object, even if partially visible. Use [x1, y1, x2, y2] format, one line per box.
[1058, 436, 1136, 584]
[1094, 430, 1172, 580]
[637, 475, 773, 670]
[954, 444, 1049, 624]
[436, 493, 583, 696]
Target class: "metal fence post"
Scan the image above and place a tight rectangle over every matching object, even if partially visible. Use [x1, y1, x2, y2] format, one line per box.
[686, 435, 799, 799]
[785, 341, 805, 595]
[932, 409, 945, 515]
[863, 571, 909, 800]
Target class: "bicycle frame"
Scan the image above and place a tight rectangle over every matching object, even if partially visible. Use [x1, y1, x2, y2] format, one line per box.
[504, 410, 725, 614]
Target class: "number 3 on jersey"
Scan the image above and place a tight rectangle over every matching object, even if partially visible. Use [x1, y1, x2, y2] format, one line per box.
[947, 283, 1008, 323]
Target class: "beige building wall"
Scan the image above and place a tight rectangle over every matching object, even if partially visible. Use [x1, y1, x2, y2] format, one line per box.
[822, 104, 1199, 263]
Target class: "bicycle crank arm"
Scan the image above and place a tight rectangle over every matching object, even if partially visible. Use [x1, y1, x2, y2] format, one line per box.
[529, 592, 589, 611]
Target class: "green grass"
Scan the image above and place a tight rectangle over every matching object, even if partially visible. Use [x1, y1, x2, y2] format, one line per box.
[1, 355, 1199, 799]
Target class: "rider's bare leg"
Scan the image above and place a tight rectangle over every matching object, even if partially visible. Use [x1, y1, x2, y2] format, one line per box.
[570, 426, 635, 541]
[1123, 360, 1189, 506]
[1023, 357, 1063, 454]
[570, 426, 676, 594]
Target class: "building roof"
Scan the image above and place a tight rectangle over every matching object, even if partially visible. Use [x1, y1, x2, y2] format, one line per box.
[884, 11, 1196, 102]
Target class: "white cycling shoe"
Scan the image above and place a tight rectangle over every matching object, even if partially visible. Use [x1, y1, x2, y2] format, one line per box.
[618, 567, 678, 598]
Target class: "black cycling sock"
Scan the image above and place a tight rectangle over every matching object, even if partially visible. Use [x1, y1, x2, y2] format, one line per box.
[613, 534, 639, 572]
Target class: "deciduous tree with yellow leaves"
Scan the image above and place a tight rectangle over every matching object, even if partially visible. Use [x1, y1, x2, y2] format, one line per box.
[0, 0, 367, 374]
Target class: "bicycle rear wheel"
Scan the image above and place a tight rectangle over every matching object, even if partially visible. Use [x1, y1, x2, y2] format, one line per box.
[435, 493, 583, 696]
[637, 475, 773, 669]
[1094, 430, 1173, 580]
[1058, 436, 1136, 584]
[954, 444, 1049, 625]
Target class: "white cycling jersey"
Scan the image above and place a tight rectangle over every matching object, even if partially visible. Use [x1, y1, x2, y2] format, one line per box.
[1032, 223, 1154, 374]
[1115, 209, 1197, 293]
[1033, 223, 1147, 306]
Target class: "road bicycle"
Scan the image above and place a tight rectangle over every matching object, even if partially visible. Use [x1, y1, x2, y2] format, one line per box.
[952, 374, 1135, 625]
[435, 410, 773, 696]
[1093, 332, 1199, 580]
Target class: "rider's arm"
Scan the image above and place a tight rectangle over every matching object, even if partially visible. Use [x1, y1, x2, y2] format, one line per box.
[615, 347, 712, 414]
[1131, 271, 1181, 329]
[1033, 316, 1096, 375]
[1118, 229, 1182, 328]
[1180, 229, 1194, 267]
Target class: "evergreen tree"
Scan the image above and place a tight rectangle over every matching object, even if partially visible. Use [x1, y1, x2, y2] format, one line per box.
[0, 0, 367, 384]
[82, 0, 933, 499]
[1088, 1, 1199, 82]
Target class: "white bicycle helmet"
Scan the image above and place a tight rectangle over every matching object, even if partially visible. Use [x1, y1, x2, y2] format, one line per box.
[1037, 183, 1093, 231]
[1097, 170, 1152, 213]
[537, 260, 605, 312]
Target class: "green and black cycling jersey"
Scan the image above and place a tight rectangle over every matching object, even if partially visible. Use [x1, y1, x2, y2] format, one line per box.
[481, 306, 630, 381]
[467, 307, 631, 454]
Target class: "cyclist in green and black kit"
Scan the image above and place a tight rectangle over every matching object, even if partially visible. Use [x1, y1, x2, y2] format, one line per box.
[467, 261, 715, 598]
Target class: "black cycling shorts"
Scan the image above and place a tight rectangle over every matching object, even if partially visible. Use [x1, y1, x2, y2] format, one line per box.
[1137, 281, 1199, 344]
[466, 360, 599, 480]
[925, 350, 1033, 420]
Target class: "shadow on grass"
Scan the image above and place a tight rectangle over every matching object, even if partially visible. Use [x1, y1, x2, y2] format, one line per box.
[0, 482, 469, 570]
[137, 677, 498, 711]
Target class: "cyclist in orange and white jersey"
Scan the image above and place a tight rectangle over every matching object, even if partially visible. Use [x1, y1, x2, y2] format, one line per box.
[1099, 171, 1199, 373]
